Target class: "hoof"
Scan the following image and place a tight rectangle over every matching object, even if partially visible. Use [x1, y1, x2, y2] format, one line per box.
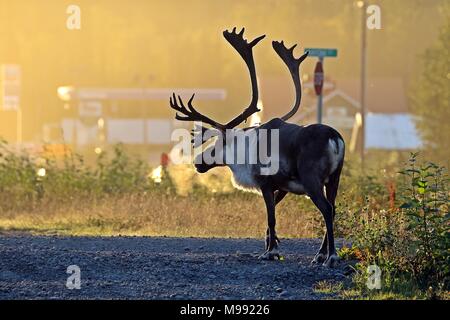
[258, 248, 280, 261]
[322, 254, 340, 268]
[311, 252, 326, 264]
[265, 235, 280, 251]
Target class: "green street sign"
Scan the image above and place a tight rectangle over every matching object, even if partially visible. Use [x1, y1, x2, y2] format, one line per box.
[304, 48, 338, 58]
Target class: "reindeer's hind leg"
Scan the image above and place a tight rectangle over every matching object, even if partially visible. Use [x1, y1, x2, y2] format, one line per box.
[304, 178, 339, 268]
[312, 166, 342, 264]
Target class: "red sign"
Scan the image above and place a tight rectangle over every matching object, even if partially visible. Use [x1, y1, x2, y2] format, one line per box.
[161, 152, 169, 167]
[314, 61, 324, 96]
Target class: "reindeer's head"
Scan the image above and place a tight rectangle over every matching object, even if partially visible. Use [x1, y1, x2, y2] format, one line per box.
[192, 124, 226, 173]
[169, 27, 308, 174]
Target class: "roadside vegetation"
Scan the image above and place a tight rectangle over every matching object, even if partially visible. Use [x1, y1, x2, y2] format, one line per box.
[0, 140, 448, 299]
[336, 153, 449, 300]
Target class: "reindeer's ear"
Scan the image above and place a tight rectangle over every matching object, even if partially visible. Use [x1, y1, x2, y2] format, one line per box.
[191, 124, 222, 148]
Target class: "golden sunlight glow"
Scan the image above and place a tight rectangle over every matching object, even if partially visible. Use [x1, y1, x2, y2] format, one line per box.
[98, 118, 105, 129]
[37, 168, 46, 177]
[56, 86, 74, 102]
[150, 165, 163, 184]
[356, 1, 365, 8]
[0, 1, 444, 163]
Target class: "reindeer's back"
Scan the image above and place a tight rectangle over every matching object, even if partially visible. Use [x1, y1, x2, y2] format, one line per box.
[259, 119, 345, 180]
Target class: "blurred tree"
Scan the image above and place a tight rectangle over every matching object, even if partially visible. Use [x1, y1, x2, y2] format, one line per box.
[410, 12, 450, 163]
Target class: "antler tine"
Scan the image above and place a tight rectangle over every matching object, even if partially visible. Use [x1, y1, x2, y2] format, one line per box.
[170, 93, 190, 121]
[183, 94, 202, 118]
[273, 40, 308, 65]
[272, 40, 309, 121]
[169, 94, 175, 109]
[224, 27, 265, 48]
[299, 51, 309, 63]
[177, 95, 186, 110]
[169, 93, 182, 111]
[170, 28, 265, 131]
[222, 27, 265, 128]
[169, 93, 226, 130]
[186, 93, 197, 113]
[249, 34, 266, 48]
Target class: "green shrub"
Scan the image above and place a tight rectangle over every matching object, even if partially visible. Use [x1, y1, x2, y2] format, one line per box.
[0, 142, 177, 212]
[96, 144, 149, 194]
[0, 139, 42, 209]
[398, 153, 449, 291]
[338, 152, 449, 298]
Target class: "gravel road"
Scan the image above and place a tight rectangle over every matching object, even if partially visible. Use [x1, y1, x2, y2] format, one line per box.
[0, 235, 352, 300]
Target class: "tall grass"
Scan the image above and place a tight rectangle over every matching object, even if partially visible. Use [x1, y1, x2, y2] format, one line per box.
[0, 141, 319, 238]
[0, 140, 448, 298]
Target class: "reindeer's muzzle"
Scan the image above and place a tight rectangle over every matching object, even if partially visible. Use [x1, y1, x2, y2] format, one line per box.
[194, 162, 214, 173]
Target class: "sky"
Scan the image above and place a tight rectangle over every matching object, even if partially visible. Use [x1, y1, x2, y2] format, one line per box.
[0, 0, 446, 143]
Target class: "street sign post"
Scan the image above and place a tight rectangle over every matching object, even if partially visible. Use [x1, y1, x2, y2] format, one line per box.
[305, 48, 337, 124]
[304, 48, 338, 58]
[314, 60, 324, 123]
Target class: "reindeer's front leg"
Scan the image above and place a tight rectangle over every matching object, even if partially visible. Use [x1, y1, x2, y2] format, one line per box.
[312, 233, 328, 264]
[259, 187, 280, 260]
[265, 228, 280, 251]
[264, 190, 286, 250]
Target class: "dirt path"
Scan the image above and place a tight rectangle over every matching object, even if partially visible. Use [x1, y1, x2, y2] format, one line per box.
[0, 235, 351, 299]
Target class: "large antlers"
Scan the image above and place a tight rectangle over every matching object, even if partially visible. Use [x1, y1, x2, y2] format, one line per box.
[169, 93, 226, 130]
[170, 29, 307, 130]
[169, 27, 265, 131]
[223, 27, 265, 128]
[272, 40, 308, 121]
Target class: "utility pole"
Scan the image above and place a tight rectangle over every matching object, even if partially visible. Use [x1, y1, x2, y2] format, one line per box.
[316, 56, 324, 124]
[360, 1, 367, 170]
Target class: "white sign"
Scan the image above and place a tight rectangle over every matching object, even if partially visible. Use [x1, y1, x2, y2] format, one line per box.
[1, 64, 21, 111]
[79, 101, 102, 117]
[107, 119, 145, 144]
[147, 119, 172, 144]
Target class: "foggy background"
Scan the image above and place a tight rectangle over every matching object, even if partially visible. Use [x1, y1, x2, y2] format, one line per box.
[0, 0, 448, 163]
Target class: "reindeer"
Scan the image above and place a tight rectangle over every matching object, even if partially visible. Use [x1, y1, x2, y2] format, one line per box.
[169, 27, 345, 267]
